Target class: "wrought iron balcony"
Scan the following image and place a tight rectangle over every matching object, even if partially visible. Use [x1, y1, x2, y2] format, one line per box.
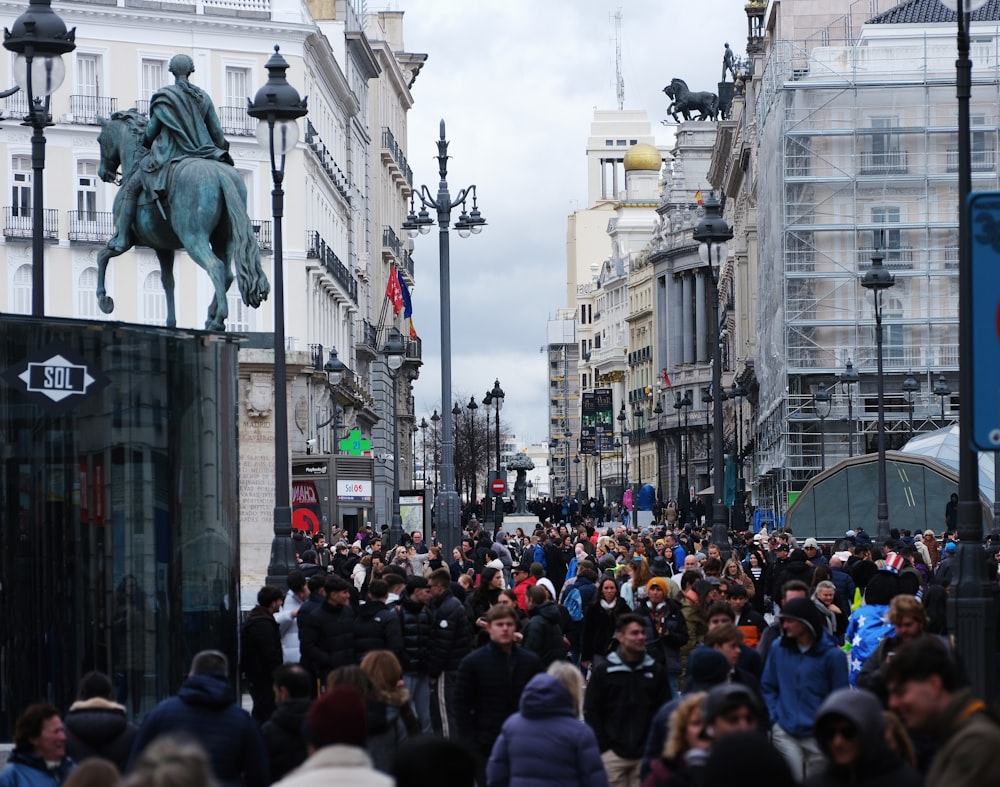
[859, 149, 908, 175]
[4, 207, 58, 240]
[218, 106, 255, 137]
[68, 210, 114, 242]
[306, 231, 358, 304]
[68, 95, 118, 125]
[251, 219, 272, 252]
[380, 127, 413, 186]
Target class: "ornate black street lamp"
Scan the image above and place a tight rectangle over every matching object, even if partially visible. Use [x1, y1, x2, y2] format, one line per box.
[248, 46, 308, 586]
[3, 0, 75, 317]
[902, 370, 919, 439]
[382, 329, 406, 546]
[489, 378, 504, 530]
[617, 404, 628, 504]
[430, 409, 441, 498]
[813, 382, 832, 472]
[675, 390, 693, 524]
[693, 194, 733, 551]
[653, 400, 664, 506]
[730, 381, 748, 527]
[323, 347, 348, 534]
[861, 240, 895, 546]
[840, 359, 860, 457]
[466, 395, 479, 506]
[419, 417, 429, 490]
[451, 402, 462, 501]
[633, 405, 644, 495]
[933, 374, 951, 421]
[940, 0, 995, 698]
[402, 121, 486, 555]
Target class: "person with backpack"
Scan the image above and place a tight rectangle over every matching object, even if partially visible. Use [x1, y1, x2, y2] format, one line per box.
[561, 567, 599, 665]
[522, 585, 567, 667]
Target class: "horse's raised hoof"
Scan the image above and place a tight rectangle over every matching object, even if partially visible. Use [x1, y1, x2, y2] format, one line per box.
[98, 295, 115, 314]
[205, 319, 225, 332]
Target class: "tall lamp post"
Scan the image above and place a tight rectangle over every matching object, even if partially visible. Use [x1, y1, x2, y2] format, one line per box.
[617, 404, 628, 505]
[419, 417, 429, 490]
[430, 409, 441, 498]
[382, 329, 406, 547]
[633, 405, 644, 492]
[324, 348, 347, 535]
[466, 396, 479, 508]
[402, 121, 486, 555]
[933, 374, 951, 422]
[942, 0, 996, 698]
[813, 382, 832, 472]
[675, 391, 693, 524]
[653, 401, 664, 507]
[614, 438, 624, 503]
[482, 389, 493, 521]
[730, 381, 747, 527]
[489, 378, 504, 531]
[901, 370, 919, 440]
[861, 240, 895, 546]
[248, 46, 308, 585]
[452, 402, 462, 501]
[840, 359, 859, 457]
[693, 194, 733, 551]
[3, 0, 76, 317]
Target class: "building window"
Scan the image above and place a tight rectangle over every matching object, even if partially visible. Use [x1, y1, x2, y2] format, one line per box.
[73, 53, 104, 121]
[77, 266, 98, 318]
[221, 67, 252, 135]
[871, 207, 902, 261]
[140, 58, 167, 111]
[143, 271, 166, 326]
[77, 161, 99, 220]
[226, 291, 250, 333]
[11, 263, 31, 314]
[11, 155, 31, 218]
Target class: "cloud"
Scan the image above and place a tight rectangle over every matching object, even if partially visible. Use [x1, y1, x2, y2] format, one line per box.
[393, 0, 748, 444]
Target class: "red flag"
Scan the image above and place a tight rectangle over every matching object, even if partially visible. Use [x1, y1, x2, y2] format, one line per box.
[694, 190, 703, 205]
[662, 369, 671, 388]
[385, 264, 403, 314]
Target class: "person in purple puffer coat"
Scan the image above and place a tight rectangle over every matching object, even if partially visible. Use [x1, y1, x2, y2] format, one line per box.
[486, 668, 609, 787]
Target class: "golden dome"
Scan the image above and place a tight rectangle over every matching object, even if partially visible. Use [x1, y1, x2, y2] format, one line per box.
[623, 143, 662, 172]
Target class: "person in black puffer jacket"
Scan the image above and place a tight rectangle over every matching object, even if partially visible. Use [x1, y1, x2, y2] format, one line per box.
[522, 585, 566, 667]
[353, 579, 404, 663]
[240, 585, 284, 724]
[396, 576, 434, 733]
[298, 575, 356, 682]
[64, 671, 137, 772]
[454, 604, 543, 761]
[427, 568, 473, 737]
[261, 664, 313, 781]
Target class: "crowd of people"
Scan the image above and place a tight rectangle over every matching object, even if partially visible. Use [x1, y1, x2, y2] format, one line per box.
[5, 515, 1000, 787]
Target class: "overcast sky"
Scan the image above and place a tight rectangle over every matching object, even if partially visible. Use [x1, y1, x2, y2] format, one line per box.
[388, 1, 748, 445]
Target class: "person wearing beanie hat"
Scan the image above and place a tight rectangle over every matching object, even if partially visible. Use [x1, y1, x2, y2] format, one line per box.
[274, 686, 391, 787]
[761, 597, 848, 781]
[701, 683, 763, 741]
[636, 577, 688, 689]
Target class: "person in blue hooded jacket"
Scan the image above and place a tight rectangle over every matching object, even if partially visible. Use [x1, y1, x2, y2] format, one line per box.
[0, 704, 75, 787]
[127, 649, 268, 787]
[487, 669, 609, 787]
[761, 597, 849, 783]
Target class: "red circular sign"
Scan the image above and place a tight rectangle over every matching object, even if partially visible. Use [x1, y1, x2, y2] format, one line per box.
[491, 478, 507, 495]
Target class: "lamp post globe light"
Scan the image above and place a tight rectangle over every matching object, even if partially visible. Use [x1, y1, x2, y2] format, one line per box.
[693, 193, 733, 552]
[840, 359, 860, 457]
[402, 120, 485, 555]
[382, 328, 406, 547]
[247, 46, 308, 586]
[861, 241, 895, 547]
[489, 378, 504, 531]
[901, 370, 919, 439]
[938, 0, 996, 698]
[3, 0, 75, 317]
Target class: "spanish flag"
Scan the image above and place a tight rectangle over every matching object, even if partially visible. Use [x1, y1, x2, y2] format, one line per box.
[694, 190, 703, 205]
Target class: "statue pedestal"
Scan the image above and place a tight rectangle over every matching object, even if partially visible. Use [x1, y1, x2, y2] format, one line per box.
[496, 513, 539, 536]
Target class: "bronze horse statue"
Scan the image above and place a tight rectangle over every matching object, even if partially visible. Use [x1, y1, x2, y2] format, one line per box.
[95, 109, 269, 331]
[663, 78, 719, 122]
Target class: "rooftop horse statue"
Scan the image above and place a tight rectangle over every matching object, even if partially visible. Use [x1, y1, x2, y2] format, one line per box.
[663, 77, 720, 123]
[95, 108, 268, 331]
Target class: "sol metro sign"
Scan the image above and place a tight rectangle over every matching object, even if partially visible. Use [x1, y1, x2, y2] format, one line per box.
[2, 342, 109, 415]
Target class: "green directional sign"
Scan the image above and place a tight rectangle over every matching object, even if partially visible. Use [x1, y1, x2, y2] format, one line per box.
[340, 428, 371, 456]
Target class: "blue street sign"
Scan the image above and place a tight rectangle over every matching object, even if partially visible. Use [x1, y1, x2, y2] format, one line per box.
[968, 192, 1000, 450]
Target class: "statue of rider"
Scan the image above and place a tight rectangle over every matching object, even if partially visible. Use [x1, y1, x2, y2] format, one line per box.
[108, 53, 233, 252]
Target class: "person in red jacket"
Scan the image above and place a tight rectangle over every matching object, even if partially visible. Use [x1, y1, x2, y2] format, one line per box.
[511, 562, 537, 612]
